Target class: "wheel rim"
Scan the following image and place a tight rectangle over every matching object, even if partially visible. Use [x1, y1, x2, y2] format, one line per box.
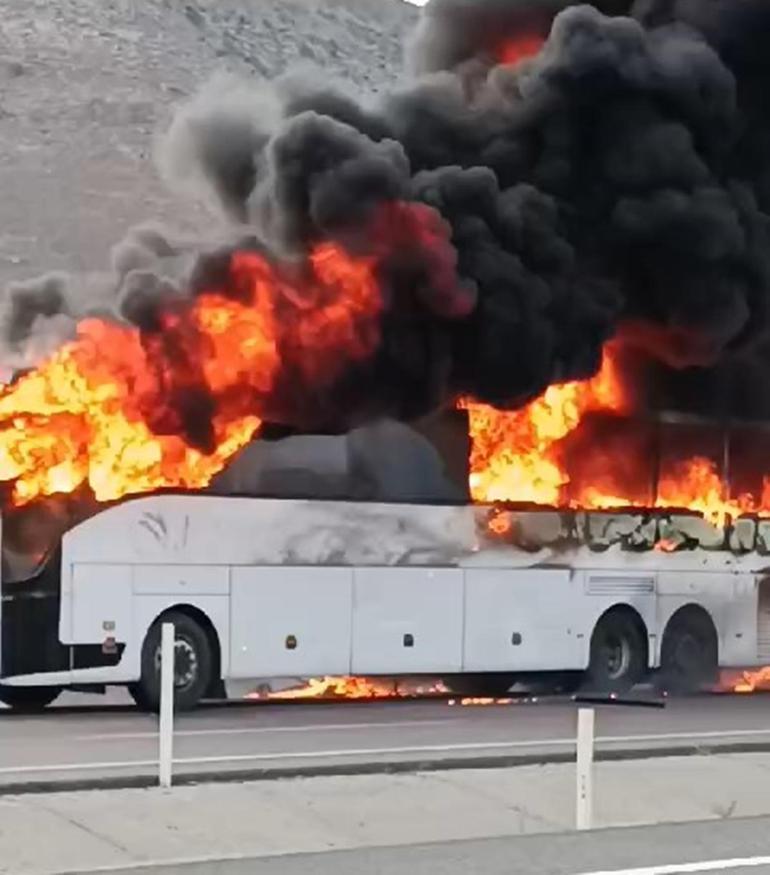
[154, 637, 199, 692]
[603, 633, 631, 680]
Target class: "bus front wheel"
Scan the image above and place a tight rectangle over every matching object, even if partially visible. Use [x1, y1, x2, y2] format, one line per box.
[0, 684, 61, 712]
[130, 611, 213, 713]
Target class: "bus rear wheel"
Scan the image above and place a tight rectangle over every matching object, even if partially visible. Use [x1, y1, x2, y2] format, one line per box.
[0, 684, 61, 712]
[659, 610, 718, 694]
[129, 611, 213, 713]
[585, 609, 647, 694]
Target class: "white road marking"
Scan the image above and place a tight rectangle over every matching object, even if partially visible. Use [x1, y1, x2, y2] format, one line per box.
[5, 727, 770, 777]
[74, 718, 458, 741]
[575, 856, 770, 874]
[68, 725, 770, 744]
[38, 852, 770, 875]
[602, 729, 770, 743]
[25, 853, 770, 875]
[0, 738, 575, 774]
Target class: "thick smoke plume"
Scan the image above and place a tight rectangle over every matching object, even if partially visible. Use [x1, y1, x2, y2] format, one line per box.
[6, 0, 770, 445]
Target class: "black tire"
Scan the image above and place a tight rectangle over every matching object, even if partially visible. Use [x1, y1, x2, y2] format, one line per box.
[443, 673, 517, 697]
[659, 612, 718, 694]
[129, 611, 213, 713]
[0, 684, 61, 712]
[585, 610, 647, 694]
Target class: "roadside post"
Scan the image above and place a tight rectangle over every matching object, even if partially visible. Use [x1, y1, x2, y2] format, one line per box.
[573, 693, 667, 831]
[159, 622, 175, 788]
[575, 708, 594, 830]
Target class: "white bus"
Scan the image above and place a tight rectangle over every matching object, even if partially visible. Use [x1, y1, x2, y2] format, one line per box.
[1, 494, 767, 710]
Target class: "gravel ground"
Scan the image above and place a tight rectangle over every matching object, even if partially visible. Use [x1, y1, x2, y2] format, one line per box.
[0, 0, 416, 284]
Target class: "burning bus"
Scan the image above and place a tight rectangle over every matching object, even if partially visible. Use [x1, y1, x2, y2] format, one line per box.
[1, 484, 769, 712]
[2, 388, 770, 712]
[4, 0, 770, 708]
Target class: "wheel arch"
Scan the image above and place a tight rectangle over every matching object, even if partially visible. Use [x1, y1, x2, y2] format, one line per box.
[591, 603, 650, 669]
[152, 603, 223, 698]
[661, 603, 719, 664]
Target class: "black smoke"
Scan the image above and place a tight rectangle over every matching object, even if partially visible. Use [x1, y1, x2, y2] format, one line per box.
[7, 0, 770, 433]
[393, 0, 770, 418]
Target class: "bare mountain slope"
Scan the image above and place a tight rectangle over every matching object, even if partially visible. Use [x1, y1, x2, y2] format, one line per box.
[0, 0, 417, 283]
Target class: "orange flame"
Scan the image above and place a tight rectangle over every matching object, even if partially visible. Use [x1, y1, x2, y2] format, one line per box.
[251, 676, 449, 700]
[716, 667, 770, 694]
[463, 344, 770, 527]
[0, 242, 382, 506]
[654, 538, 680, 553]
[462, 343, 628, 507]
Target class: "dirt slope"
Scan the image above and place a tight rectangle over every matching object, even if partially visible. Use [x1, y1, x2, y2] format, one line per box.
[0, 0, 417, 283]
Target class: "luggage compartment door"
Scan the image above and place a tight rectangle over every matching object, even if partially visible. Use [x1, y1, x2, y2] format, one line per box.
[229, 567, 353, 677]
[464, 568, 581, 671]
[351, 568, 464, 674]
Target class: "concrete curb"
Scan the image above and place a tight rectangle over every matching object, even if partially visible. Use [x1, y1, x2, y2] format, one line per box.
[3, 739, 770, 797]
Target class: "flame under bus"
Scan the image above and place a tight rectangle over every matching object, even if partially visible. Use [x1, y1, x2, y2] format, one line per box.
[1, 495, 769, 710]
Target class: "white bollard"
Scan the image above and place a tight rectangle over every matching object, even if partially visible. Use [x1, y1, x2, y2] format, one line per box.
[158, 622, 175, 789]
[576, 707, 595, 831]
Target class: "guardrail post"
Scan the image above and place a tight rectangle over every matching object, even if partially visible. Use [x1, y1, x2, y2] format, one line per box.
[576, 707, 594, 831]
[159, 622, 175, 789]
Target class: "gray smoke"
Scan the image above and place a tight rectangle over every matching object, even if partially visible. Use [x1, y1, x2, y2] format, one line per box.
[0, 271, 105, 375]
[157, 73, 282, 223]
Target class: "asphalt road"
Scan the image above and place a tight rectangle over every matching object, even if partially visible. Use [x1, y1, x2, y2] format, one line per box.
[58, 816, 770, 874]
[4, 691, 770, 791]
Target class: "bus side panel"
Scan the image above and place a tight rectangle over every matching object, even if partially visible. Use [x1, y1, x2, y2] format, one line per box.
[463, 568, 582, 672]
[129, 592, 231, 681]
[656, 572, 757, 667]
[130, 564, 232, 679]
[584, 572, 657, 668]
[67, 564, 132, 646]
[351, 568, 463, 674]
[58, 564, 231, 684]
[229, 567, 353, 678]
[720, 577, 758, 667]
[133, 565, 229, 597]
[463, 569, 658, 672]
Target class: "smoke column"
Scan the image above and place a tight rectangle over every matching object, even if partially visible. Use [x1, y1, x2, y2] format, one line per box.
[5, 0, 770, 479]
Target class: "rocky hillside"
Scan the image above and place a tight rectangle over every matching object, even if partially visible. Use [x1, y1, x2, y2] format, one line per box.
[0, 0, 417, 283]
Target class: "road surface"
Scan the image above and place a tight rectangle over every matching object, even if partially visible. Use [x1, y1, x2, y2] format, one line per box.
[4, 691, 770, 791]
[57, 816, 770, 874]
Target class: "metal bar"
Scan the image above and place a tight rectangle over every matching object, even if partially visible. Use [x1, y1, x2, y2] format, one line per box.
[574, 695, 666, 709]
